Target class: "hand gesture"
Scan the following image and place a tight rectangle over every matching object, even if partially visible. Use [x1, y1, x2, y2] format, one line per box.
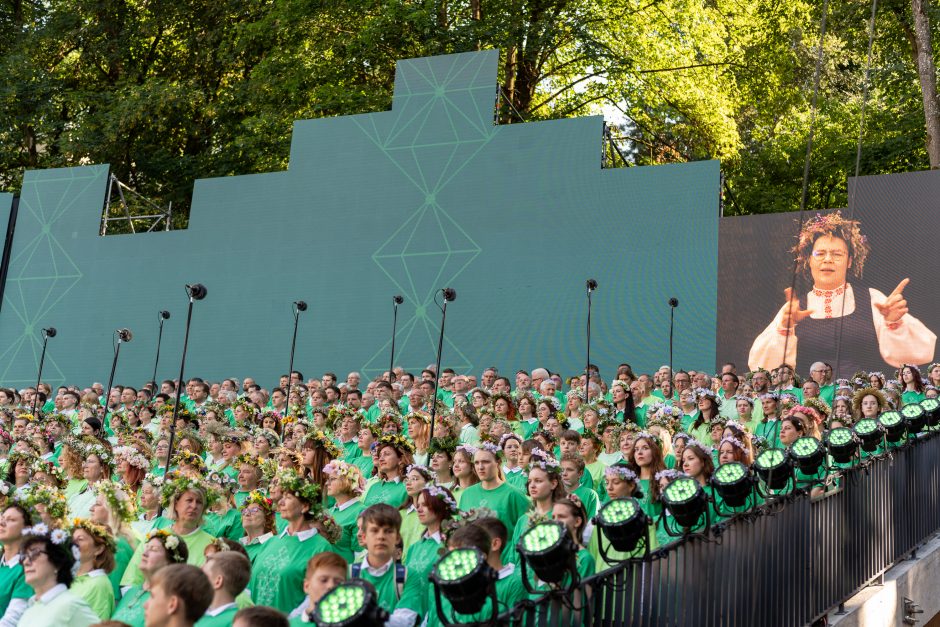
[781, 287, 814, 328]
[875, 278, 909, 323]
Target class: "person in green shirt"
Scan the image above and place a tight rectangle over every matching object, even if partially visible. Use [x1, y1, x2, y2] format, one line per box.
[142, 563, 213, 627]
[350, 503, 405, 615]
[112, 529, 190, 627]
[458, 443, 530, 540]
[0, 503, 34, 624]
[362, 435, 413, 508]
[195, 551, 251, 627]
[233, 454, 264, 508]
[559, 453, 599, 519]
[69, 518, 117, 620]
[238, 490, 277, 564]
[900, 365, 927, 406]
[753, 393, 784, 450]
[500, 434, 527, 493]
[323, 461, 367, 563]
[287, 551, 349, 624]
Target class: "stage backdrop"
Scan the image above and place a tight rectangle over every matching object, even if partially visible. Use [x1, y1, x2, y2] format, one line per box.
[717, 170, 940, 377]
[0, 50, 719, 388]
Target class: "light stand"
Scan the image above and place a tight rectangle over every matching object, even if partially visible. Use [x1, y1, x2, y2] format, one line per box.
[584, 279, 598, 402]
[104, 328, 133, 424]
[162, 283, 207, 511]
[668, 298, 679, 375]
[389, 295, 403, 383]
[151, 310, 171, 384]
[31, 327, 56, 416]
[428, 288, 456, 443]
[286, 300, 307, 414]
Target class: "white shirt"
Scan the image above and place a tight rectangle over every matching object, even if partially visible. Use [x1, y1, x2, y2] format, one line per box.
[240, 532, 273, 546]
[279, 526, 319, 542]
[333, 498, 360, 512]
[205, 602, 237, 617]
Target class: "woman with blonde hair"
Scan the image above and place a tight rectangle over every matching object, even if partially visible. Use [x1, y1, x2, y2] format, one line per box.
[323, 460, 365, 563]
[89, 480, 137, 598]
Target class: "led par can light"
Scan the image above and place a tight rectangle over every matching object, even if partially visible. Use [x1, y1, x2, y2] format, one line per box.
[753, 448, 793, 490]
[313, 579, 388, 627]
[661, 476, 707, 528]
[518, 521, 577, 585]
[825, 427, 858, 464]
[854, 418, 883, 452]
[901, 403, 927, 433]
[920, 398, 940, 427]
[594, 497, 649, 553]
[877, 410, 906, 442]
[711, 461, 753, 508]
[429, 547, 497, 615]
[790, 436, 825, 474]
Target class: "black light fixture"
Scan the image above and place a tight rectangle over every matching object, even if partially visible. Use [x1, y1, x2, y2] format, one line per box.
[518, 521, 578, 591]
[901, 403, 927, 434]
[661, 476, 708, 528]
[920, 398, 940, 428]
[826, 427, 859, 464]
[753, 448, 793, 491]
[314, 580, 388, 627]
[430, 547, 497, 617]
[711, 462, 754, 508]
[854, 418, 883, 452]
[877, 410, 906, 443]
[593, 497, 650, 558]
[790, 436, 826, 475]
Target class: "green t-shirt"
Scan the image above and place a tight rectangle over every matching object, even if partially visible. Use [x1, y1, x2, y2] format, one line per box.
[397, 533, 442, 617]
[0, 556, 32, 615]
[399, 507, 422, 555]
[195, 605, 239, 627]
[328, 500, 365, 564]
[353, 558, 400, 613]
[754, 419, 783, 450]
[204, 508, 245, 541]
[503, 468, 528, 493]
[71, 570, 115, 620]
[362, 478, 408, 508]
[903, 390, 926, 406]
[572, 485, 600, 519]
[457, 482, 530, 541]
[109, 536, 135, 600]
[121, 526, 216, 587]
[112, 586, 149, 627]
[248, 529, 334, 613]
[240, 533, 275, 564]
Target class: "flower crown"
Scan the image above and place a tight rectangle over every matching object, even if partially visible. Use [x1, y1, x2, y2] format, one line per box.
[787, 405, 823, 425]
[441, 506, 497, 544]
[256, 429, 282, 447]
[160, 475, 217, 509]
[322, 461, 365, 495]
[23, 523, 70, 546]
[723, 420, 746, 434]
[234, 453, 263, 469]
[69, 518, 116, 553]
[19, 485, 69, 521]
[655, 469, 686, 483]
[527, 448, 560, 473]
[146, 529, 187, 563]
[241, 490, 275, 514]
[84, 442, 114, 466]
[314, 511, 343, 544]
[404, 410, 432, 426]
[377, 434, 415, 455]
[719, 436, 746, 452]
[683, 438, 711, 455]
[634, 431, 662, 448]
[476, 441, 501, 457]
[173, 450, 206, 473]
[733, 395, 754, 406]
[205, 470, 238, 495]
[30, 459, 65, 485]
[425, 483, 458, 514]
[428, 436, 458, 456]
[605, 465, 638, 482]
[278, 470, 321, 505]
[144, 472, 167, 488]
[301, 431, 342, 459]
[454, 444, 476, 458]
[759, 392, 779, 401]
[94, 480, 136, 522]
[405, 464, 434, 481]
[803, 398, 831, 419]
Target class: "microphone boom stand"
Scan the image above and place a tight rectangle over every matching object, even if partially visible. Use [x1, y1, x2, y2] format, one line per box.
[104, 329, 132, 427]
[389, 295, 403, 383]
[286, 301, 307, 417]
[31, 328, 55, 416]
[584, 280, 597, 402]
[152, 311, 170, 384]
[428, 289, 456, 442]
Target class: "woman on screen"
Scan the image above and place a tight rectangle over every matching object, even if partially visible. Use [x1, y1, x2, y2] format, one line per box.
[749, 211, 935, 375]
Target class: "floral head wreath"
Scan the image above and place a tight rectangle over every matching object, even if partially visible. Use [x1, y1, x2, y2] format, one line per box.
[160, 475, 217, 510]
[733, 395, 754, 406]
[221, 430, 248, 445]
[851, 387, 887, 416]
[23, 523, 70, 546]
[173, 450, 206, 473]
[241, 490, 275, 514]
[205, 470, 238, 495]
[234, 453, 264, 470]
[793, 211, 869, 278]
[94, 480, 136, 522]
[313, 511, 343, 544]
[278, 470, 321, 506]
[428, 436, 458, 456]
[7, 450, 37, 468]
[539, 396, 562, 412]
[113, 445, 150, 471]
[489, 391, 514, 408]
[19, 484, 69, 521]
[424, 483, 458, 515]
[719, 436, 746, 452]
[82, 442, 114, 467]
[655, 469, 685, 483]
[322, 461, 365, 495]
[405, 463, 435, 482]
[803, 398, 831, 419]
[404, 411, 432, 426]
[30, 459, 65, 485]
[673, 432, 691, 444]
[377, 433, 415, 455]
[69, 518, 116, 553]
[0, 429, 12, 448]
[230, 399, 258, 420]
[526, 448, 560, 473]
[454, 444, 476, 458]
[580, 428, 602, 448]
[45, 412, 71, 428]
[634, 431, 662, 448]
[441, 506, 497, 544]
[759, 391, 779, 402]
[476, 441, 502, 458]
[255, 428, 282, 448]
[208, 537, 242, 553]
[605, 465, 638, 482]
[684, 438, 711, 455]
[146, 529, 187, 563]
[300, 431, 342, 458]
[694, 387, 719, 404]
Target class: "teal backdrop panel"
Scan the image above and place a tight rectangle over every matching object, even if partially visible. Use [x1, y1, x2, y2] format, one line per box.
[0, 50, 718, 388]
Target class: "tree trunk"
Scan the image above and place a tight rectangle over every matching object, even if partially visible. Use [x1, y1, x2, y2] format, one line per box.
[911, 0, 940, 168]
[503, 47, 517, 123]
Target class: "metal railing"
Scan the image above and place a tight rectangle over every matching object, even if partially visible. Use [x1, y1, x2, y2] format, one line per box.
[513, 431, 940, 627]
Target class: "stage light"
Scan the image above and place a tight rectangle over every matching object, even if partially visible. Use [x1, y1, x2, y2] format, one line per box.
[826, 427, 858, 464]
[901, 403, 927, 434]
[661, 476, 707, 528]
[854, 418, 883, 452]
[711, 462, 753, 508]
[790, 436, 825, 475]
[518, 521, 577, 586]
[594, 497, 649, 553]
[753, 448, 792, 490]
[314, 580, 388, 627]
[878, 410, 905, 443]
[921, 398, 940, 428]
[430, 547, 497, 615]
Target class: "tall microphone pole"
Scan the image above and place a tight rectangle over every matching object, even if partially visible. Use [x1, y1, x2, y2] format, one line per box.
[152, 310, 171, 384]
[585, 279, 598, 402]
[668, 298, 679, 377]
[162, 283, 207, 514]
[428, 288, 456, 442]
[286, 301, 308, 414]
[389, 295, 404, 382]
[104, 328, 133, 425]
[31, 327, 56, 416]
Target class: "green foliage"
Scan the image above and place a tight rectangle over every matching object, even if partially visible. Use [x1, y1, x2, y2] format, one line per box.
[0, 0, 937, 219]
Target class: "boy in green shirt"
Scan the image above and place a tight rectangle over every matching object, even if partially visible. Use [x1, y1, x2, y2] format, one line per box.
[560, 453, 600, 518]
[350, 504, 406, 616]
[196, 551, 251, 627]
[288, 552, 348, 624]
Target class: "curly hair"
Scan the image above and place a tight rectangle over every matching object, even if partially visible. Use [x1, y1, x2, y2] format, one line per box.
[792, 211, 870, 279]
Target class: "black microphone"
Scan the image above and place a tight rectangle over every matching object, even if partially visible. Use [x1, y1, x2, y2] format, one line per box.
[117, 328, 133, 342]
[159, 310, 171, 320]
[586, 279, 598, 292]
[294, 301, 308, 312]
[42, 327, 57, 338]
[442, 288, 457, 302]
[186, 284, 208, 300]
[393, 295, 404, 305]
[669, 297, 679, 308]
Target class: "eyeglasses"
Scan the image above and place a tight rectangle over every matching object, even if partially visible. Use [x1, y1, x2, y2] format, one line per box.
[20, 548, 47, 564]
[241, 506, 263, 516]
[811, 249, 847, 260]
